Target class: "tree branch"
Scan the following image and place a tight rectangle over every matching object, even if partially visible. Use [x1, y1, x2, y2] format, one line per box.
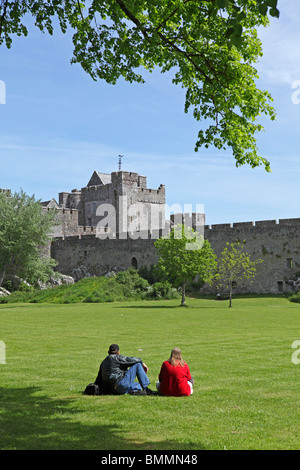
[114, 0, 150, 40]
[0, 0, 8, 40]
[155, 0, 195, 32]
[154, 29, 216, 88]
[114, 0, 216, 88]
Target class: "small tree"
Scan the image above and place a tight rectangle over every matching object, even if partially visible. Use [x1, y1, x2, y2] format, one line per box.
[0, 189, 57, 287]
[154, 224, 216, 306]
[214, 240, 262, 307]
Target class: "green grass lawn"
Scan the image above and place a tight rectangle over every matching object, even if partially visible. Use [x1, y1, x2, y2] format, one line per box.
[0, 296, 299, 450]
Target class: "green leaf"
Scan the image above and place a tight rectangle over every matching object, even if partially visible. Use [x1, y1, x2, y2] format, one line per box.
[269, 7, 280, 18]
[216, 0, 227, 8]
[258, 4, 268, 16]
[266, 0, 278, 8]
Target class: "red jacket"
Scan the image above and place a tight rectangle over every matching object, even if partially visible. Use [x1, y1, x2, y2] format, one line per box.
[158, 360, 192, 396]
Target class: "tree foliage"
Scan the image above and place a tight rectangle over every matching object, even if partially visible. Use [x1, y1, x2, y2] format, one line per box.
[0, 189, 57, 287]
[154, 224, 216, 305]
[0, 0, 279, 170]
[214, 239, 263, 307]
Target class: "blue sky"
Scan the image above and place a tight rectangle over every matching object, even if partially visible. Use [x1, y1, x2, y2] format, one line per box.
[1, 0, 300, 226]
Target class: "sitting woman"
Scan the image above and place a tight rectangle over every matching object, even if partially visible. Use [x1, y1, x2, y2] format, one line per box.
[156, 347, 194, 397]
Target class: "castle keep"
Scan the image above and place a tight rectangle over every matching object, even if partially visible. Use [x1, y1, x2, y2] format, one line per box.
[57, 170, 165, 233]
[41, 170, 300, 295]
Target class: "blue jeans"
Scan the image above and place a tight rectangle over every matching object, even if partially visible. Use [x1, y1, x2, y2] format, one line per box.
[116, 363, 150, 394]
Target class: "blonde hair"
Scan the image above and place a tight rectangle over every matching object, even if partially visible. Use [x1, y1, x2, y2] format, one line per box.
[168, 347, 186, 367]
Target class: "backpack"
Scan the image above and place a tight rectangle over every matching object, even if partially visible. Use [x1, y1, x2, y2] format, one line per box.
[83, 382, 100, 396]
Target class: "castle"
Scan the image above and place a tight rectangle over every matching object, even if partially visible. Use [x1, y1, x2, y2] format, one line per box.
[40, 170, 300, 295]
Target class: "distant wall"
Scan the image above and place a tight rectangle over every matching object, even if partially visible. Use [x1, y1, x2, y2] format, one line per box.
[51, 235, 158, 281]
[49, 214, 300, 294]
[204, 218, 300, 294]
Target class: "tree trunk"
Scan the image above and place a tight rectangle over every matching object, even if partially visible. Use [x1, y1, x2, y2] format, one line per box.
[229, 284, 232, 308]
[181, 282, 186, 306]
[0, 267, 6, 288]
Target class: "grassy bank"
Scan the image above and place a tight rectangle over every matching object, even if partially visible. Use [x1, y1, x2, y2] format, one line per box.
[0, 270, 179, 304]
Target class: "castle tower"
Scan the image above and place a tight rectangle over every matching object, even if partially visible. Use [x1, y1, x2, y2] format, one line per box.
[59, 170, 166, 237]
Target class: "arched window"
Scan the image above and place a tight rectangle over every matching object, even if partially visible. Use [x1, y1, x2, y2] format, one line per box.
[131, 257, 138, 270]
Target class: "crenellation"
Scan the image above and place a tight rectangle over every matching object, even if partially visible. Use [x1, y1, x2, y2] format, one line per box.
[255, 219, 278, 227]
[279, 218, 300, 225]
[78, 226, 96, 235]
[232, 222, 255, 228]
[64, 235, 80, 241]
[208, 223, 233, 231]
[138, 175, 147, 188]
[36, 168, 300, 294]
[78, 234, 97, 240]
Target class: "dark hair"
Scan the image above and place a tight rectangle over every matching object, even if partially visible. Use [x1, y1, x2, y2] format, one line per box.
[108, 344, 119, 354]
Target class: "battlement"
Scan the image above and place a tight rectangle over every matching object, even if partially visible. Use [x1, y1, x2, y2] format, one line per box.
[205, 218, 300, 231]
[54, 232, 97, 242]
[81, 184, 111, 200]
[278, 217, 300, 226]
[52, 226, 171, 242]
[82, 185, 107, 192]
[53, 207, 79, 218]
[112, 171, 139, 181]
[43, 206, 78, 216]
[139, 184, 165, 195]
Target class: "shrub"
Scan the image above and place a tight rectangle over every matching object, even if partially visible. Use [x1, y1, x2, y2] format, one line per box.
[145, 281, 180, 300]
[2, 280, 13, 292]
[115, 269, 150, 297]
[288, 292, 300, 303]
[139, 264, 160, 284]
[19, 282, 34, 292]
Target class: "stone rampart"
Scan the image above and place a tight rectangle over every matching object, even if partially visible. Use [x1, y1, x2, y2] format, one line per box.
[204, 218, 300, 294]
[49, 213, 300, 294]
[51, 235, 158, 281]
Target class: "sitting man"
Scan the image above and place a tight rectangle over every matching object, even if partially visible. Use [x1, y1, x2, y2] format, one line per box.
[95, 344, 155, 395]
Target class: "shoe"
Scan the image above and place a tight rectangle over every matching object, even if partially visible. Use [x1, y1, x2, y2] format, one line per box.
[129, 390, 146, 396]
[143, 387, 157, 395]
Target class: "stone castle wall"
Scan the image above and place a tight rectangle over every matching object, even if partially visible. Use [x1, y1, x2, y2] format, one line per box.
[50, 217, 300, 294]
[51, 234, 159, 281]
[204, 218, 300, 294]
[44, 207, 96, 238]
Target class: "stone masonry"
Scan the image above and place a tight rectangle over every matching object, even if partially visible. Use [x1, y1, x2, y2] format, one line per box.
[37, 170, 300, 294]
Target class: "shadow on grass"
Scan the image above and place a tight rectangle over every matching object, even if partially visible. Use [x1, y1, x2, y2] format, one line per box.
[118, 305, 182, 309]
[116, 304, 218, 309]
[0, 387, 206, 450]
[0, 304, 41, 310]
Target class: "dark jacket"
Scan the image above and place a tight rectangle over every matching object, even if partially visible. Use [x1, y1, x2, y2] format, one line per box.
[95, 354, 143, 394]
